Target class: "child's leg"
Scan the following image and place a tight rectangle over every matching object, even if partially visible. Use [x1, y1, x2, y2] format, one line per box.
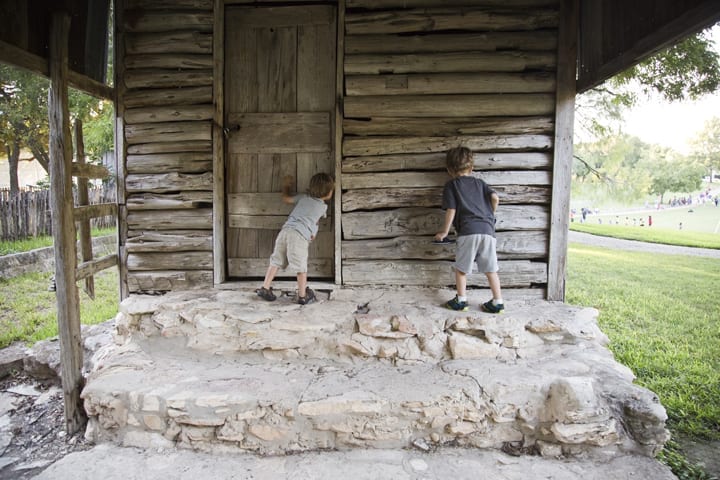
[455, 268, 467, 298]
[485, 271, 502, 302]
[262, 265, 279, 290]
[297, 272, 308, 297]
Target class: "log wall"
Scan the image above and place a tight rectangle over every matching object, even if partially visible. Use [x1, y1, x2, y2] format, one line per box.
[341, 0, 559, 289]
[120, 0, 214, 293]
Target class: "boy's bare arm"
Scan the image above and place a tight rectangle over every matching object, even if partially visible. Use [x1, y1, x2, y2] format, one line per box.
[490, 192, 499, 213]
[435, 208, 456, 241]
[281, 175, 295, 204]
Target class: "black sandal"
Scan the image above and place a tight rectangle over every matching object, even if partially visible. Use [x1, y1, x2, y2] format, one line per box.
[297, 287, 316, 305]
[256, 287, 277, 301]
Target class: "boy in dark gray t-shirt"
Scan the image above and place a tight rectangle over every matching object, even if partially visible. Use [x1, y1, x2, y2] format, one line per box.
[435, 146, 504, 313]
[256, 173, 334, 305]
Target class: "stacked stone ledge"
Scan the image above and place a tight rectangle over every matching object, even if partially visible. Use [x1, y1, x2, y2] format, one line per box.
[81, 287, 669, 459]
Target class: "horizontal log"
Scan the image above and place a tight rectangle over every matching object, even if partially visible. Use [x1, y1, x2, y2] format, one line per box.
[127, 251, 213, 270]
[125, 0, 213, 9]
[127, 270, 213, 293]
[126, 231, 213, 252]
[342, 184, 550, 211]
[344, 94, 555, 119]
[126, 152, 213, 174]
[343, 134, 553, 156]
[342, 259, 547, 287]
[346, 72, 555, 96]
[126, 172, 213, 193]
[342, 171, 553, 189]
[342, 152, 552, 172]
[124, 69, 213, 89]
[228, 258, 333, 278]
[342, 205, 548, 239]
[125, 54, 213, 70]
[343, 116, 553, 136]
[0, 40, 114, 100]
[126, 140, 212, 155]
[124, 86, 213, 108]
[341, 231, 548, 260]
[125, 32, 213, 55]
[74, 203, 117, 222]
[345, 8, 558, 35]
[127, 192, 213, 210]
[343, 187, 442, 211]
[346, 0, 559, 8]
[76, 254, 118, 281]
[345, 52, 556, 75]
[123, 12, 213, 33]
[344, 31, 557, 54]
[127, 209, 213, 230]
[71, 162, 110, 180]
[125, 121, 212, 144]
[227, 113, 331, 153]
[228, 215, 332, 231]
[125, 105, 214, 124]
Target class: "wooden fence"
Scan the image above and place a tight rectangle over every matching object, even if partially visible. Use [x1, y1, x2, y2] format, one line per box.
[0, 185, 116, 241]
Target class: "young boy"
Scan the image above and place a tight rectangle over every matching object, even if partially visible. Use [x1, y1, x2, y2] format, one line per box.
[256, 172, 334, 305]
[434, 146, 504, 313]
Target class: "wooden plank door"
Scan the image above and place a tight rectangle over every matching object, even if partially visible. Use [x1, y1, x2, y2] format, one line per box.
[224, 5, 336, 279]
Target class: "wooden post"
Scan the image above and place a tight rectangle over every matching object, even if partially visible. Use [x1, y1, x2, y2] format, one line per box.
[49, 12, 86, 434]
[75, 119, 95, 299]
[334, 0, 345, 285]
[547, 0, 578, 301]
[213, 0, 227, 285]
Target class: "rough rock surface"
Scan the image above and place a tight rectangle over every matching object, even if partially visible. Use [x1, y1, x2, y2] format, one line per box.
[82, 286, 670, 461]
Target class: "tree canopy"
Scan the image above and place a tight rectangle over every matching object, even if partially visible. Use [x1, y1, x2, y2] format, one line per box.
[0, 64, 114, 195]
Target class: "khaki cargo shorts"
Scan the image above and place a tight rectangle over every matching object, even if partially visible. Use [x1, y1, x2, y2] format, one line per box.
[270, 228, 309, 273]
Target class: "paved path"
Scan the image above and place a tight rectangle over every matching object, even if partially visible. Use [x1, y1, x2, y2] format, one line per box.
[568, 231, 720, 259]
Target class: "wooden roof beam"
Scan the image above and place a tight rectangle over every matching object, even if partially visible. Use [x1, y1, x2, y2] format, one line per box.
[0, 39, 114, 100]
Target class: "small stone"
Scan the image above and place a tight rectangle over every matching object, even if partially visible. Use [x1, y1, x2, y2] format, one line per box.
[412, 438, 430, 451]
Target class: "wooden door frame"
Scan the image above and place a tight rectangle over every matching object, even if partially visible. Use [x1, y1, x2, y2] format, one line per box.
[212, 0, 344, 285]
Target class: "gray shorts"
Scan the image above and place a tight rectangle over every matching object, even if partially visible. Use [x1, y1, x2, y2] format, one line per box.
[269, 228, 309, 273]
[454, 234, 499, 274]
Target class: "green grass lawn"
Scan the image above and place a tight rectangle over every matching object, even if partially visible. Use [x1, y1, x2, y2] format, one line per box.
[570, 203, 720, 249]
[0, 268, 119, 348]
[575, 203, 720, 233]
[566, 244, 720, 441]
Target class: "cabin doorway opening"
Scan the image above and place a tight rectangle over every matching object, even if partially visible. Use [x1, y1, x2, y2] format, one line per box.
[223, 4, 337, 281]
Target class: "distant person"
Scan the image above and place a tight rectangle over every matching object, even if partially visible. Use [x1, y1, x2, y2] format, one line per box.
[715, 196, 719, 207]
[435, 146, 504, 314]
[648, 215, 652, 227]
[679, 222, 683, 230]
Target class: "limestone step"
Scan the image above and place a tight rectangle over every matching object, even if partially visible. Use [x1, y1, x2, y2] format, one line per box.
[113, 286, 612, 364]
[83, 332, 668, 458]
[35, 444, 677, 480]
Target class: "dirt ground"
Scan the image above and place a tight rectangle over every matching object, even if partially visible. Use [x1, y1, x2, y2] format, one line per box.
[0, 373, 91, 479]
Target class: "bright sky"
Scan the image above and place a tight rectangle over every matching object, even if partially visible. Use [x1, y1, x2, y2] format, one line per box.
[619, 25, 720, 154]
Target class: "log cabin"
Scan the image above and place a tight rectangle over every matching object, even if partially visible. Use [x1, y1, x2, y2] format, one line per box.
[1, 0, 719, 435]
[3, 0, 719, 301]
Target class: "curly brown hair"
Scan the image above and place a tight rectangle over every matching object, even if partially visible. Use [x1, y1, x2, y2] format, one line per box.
[446, 146, 474, 175]
[307, 172, 335, 198]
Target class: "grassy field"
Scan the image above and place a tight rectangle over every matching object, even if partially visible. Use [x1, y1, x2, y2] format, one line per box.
[0, 227, 117, 256]
[0, 268, 119, 348]
[575, 203, 720, 233]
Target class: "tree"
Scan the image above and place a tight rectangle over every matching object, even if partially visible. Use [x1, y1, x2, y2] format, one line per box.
[0, 64, 114, 195]
[576, 28, 720, 141]
[689, 116, 720, 182]
[648, 158, 705, 204]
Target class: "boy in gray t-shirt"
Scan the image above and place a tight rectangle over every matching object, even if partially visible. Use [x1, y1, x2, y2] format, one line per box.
[435, 147, 504, 313]
[256, 173, 334, 305]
